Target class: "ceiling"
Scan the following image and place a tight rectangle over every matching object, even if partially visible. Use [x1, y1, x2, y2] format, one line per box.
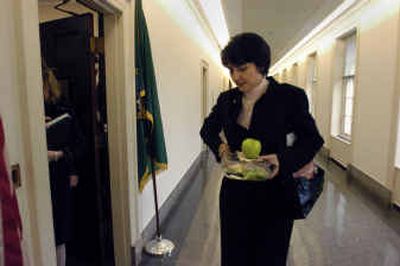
[222, 0, 345, 64]
[39, 0, 345, 65]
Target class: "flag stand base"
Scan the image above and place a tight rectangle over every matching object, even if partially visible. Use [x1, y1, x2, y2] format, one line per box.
[145, 236, 175, 256]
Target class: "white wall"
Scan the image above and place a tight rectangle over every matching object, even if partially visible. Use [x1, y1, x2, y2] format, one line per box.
[139, 0, 228, 230]
[297, 60, 307, 89]
[395, 169, 400, 206]
[0, 2, 34, 263]
[270, 0, 400, 197]
[1, 0, 56, 264]
[352, 0, 400, 187]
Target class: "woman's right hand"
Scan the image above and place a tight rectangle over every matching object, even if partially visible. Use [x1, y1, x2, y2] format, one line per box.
[218, 143, 230, 156]
[48, 150, 64, 162]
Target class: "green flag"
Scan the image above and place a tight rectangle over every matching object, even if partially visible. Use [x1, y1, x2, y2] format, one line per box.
[135, 0, 168, 192]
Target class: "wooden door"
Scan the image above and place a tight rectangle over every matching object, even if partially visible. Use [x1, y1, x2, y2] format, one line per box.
[40, 13, 114, 265]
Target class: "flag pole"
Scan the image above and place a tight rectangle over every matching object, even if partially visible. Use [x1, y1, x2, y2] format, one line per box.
[150, 158, 161, 239]
[144, 128, 174, 256]
[135, 0, 173, 256]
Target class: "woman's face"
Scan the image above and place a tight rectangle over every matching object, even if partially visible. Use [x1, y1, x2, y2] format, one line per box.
[228, 63, 264, 93]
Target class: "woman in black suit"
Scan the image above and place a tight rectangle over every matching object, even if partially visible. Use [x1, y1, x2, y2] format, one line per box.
[200, 33, 324, 266]
[42, 63, 85, 266]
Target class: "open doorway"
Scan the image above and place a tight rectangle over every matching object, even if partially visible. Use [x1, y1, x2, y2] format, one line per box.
[38, 1, 114, 265]
[200, 60, 209, 152]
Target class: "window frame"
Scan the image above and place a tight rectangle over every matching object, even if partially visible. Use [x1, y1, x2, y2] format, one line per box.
[337, 30, 357, 141]
[339, 74, 355, 141]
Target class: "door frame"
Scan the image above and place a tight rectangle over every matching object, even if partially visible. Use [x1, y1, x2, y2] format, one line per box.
[14, 0, 139, 265]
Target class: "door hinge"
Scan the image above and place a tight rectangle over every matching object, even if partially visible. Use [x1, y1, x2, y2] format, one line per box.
[11, 164, 22, 189]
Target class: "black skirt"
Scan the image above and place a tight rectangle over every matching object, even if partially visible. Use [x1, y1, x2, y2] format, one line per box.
[219, 177, 294, 266]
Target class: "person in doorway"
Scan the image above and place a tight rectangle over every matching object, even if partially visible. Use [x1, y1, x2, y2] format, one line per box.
[42, 62, 84, 266]
[200, 33, 324, 266]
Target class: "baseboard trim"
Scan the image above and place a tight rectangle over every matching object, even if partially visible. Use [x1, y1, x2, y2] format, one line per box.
[347, 164, 392, 207]
[318, 146, 330, 162]
[329, 157, 347, 170]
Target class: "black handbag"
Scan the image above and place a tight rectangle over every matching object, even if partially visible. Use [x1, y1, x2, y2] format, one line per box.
[292, 165, 325, 219]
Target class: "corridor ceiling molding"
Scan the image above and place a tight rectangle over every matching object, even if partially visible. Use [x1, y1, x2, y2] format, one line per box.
[270, 0, 370, 74]
[197, 0, 230, 47]
[186, 0, 230, 50]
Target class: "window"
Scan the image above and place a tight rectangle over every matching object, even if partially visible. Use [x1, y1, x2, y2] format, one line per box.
[306, 53, 317, 115]
[339, 32, 357, 139]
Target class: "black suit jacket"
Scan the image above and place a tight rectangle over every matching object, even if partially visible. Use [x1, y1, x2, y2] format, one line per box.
[200, 77, 324, 180]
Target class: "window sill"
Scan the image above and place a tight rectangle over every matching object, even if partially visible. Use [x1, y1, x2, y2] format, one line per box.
[332, 135, 351, 145]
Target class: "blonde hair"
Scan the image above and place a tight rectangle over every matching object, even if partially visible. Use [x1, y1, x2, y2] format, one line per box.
[42, 63, 62, 103]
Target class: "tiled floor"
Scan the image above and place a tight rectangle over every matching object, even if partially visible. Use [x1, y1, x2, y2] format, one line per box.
[140, 153, 400, 266]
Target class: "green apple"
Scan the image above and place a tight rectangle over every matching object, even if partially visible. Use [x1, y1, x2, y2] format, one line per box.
[243, 168, 268, 180]
[241, 138, 262, 159]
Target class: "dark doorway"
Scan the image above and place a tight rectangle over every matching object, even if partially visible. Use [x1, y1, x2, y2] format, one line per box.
[40, 13, 114, 265]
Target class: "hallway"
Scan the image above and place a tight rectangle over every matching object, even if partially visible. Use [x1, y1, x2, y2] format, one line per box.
[140, 153, 400, 266]
[3, 0, 400, 264]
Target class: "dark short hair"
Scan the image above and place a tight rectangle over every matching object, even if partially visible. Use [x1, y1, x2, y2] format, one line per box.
[221, 33, 271, 76]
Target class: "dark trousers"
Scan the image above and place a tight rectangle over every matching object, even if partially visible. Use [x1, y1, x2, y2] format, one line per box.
[220, 177, 294, 266]
[49, 161, 72, 245]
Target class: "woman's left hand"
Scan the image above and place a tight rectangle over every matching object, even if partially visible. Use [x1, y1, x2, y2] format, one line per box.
[48, 150, 64, 162]
[293, 161, 315, 179]
[257, 154, 279, 178]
